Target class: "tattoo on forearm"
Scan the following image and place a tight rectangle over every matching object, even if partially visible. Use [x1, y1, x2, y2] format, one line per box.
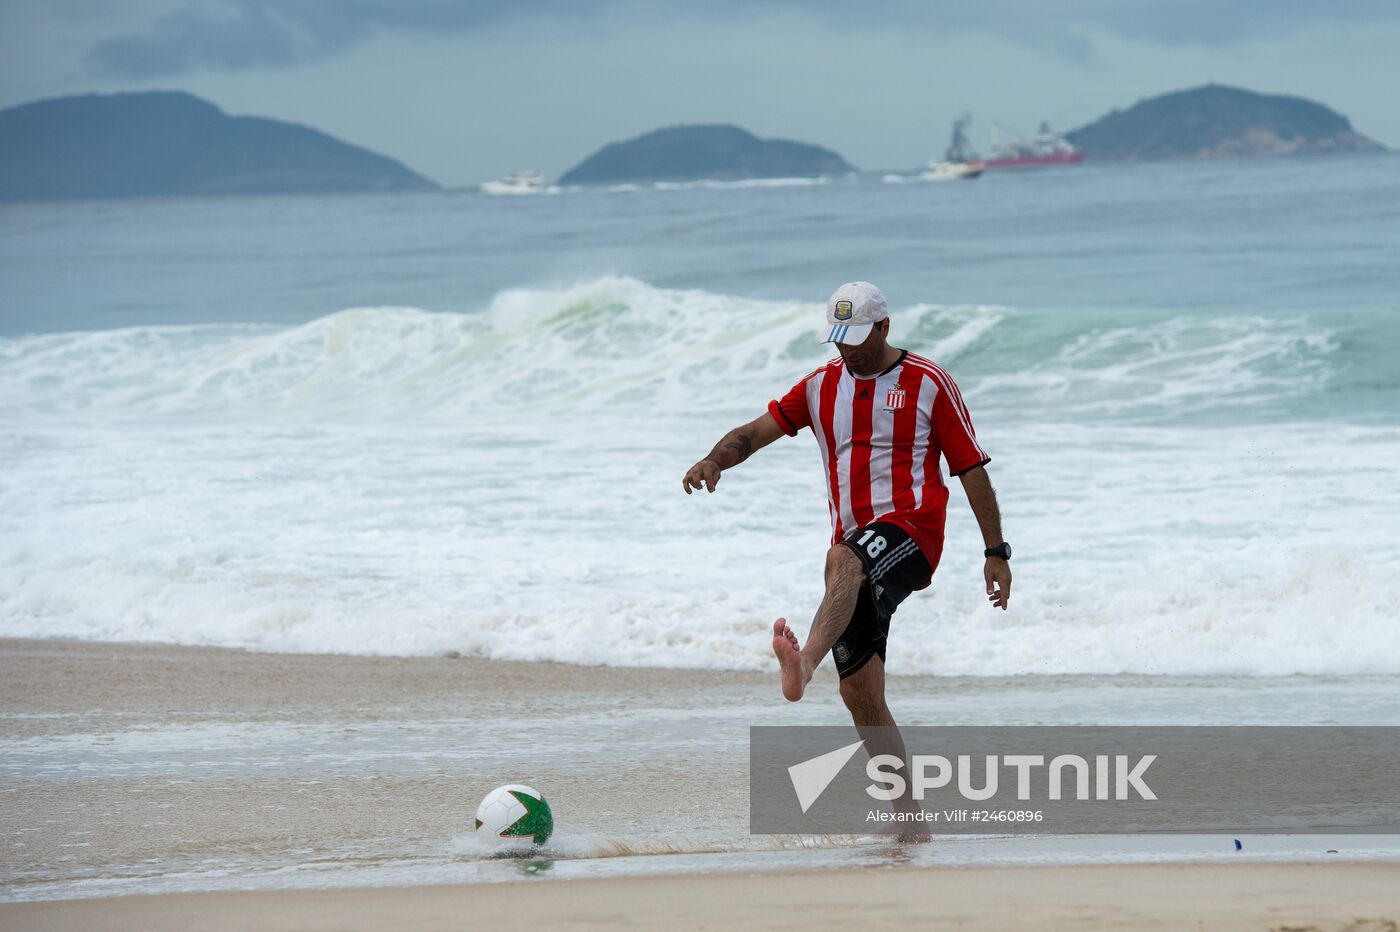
[723, 433, 754, 464]
[708, 429, 755, 467]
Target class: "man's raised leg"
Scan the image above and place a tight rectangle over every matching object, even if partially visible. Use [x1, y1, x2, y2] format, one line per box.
[772, 544, 865, 702]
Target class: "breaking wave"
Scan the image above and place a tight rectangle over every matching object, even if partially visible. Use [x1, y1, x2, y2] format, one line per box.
[2, 277, 1397, 675]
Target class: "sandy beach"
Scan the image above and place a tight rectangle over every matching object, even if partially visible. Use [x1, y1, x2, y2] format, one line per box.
[0, 637, 772, 893]
[4, 862, 1398, 931]
[3, 637, 1399, 928]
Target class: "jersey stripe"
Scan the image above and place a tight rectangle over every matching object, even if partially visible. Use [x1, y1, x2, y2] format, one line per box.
[866, 374, 896, 521]
[806, 365, 836, 528]
[848, 378, 875, 527]
[833, 374, 856, 536]
[817, 362, 844, 543]
[889, 364, 924, 513]
[909, 368, 947, 500]
[862, 386, 896, 517]
[909, 373, 935, 509]
[921, 412, 945, 498]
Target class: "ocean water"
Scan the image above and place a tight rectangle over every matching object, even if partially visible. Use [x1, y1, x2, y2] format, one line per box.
[4, 157, 1400, 901]
[2, 154, 1399, 677]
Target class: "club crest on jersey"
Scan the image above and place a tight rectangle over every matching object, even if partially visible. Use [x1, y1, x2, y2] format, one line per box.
[884, 387, 907, 412]
[833, 300, 854, 321]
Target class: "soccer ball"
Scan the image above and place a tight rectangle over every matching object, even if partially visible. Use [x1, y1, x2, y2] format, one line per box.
[474, 784, 554, 845]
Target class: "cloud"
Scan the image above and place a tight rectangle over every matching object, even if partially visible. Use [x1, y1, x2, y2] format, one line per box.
[84, 0, 592, 77]
[87, 4, 303, 77]
[783, 0, 1400, 47]
[1061, 0, 1400, 46]
[82, 0, 1400, 78]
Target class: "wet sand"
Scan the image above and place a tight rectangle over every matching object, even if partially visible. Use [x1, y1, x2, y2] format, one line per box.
[3, 637, 1399, 927]
[0, 636, 763, 727]
[5, 862, 1399, 931]
[0, 638, 776, 896]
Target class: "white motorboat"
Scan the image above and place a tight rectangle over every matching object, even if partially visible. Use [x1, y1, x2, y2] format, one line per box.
[921, 113, 984, 181]
[922, 159, 985, 181]
[480, 170, 545, 195]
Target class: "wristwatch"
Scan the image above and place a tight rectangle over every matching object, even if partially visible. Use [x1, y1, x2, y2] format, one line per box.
[984, 542, 1012, 560]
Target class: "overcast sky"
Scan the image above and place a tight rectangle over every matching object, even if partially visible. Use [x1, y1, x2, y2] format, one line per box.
[2, 1, 1397, 186]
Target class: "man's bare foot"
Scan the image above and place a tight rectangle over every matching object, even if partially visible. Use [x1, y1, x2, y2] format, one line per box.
[896, 831, 932, 844]
[772, 618, 806, 702]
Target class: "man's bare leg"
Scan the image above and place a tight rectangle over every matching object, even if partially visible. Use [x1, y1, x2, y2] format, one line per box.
[840, 657, 929, 843]
[773, 545, 865, 702]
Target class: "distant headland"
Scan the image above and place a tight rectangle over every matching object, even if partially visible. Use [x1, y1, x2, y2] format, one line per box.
[1066, 84, 1384, 161]
[558, 124, 855, 185]
[2, 84, 1386, 203]
[0, 91, 438, 201]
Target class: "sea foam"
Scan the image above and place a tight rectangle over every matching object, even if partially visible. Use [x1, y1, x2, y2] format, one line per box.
[2, 277, 1396, 675]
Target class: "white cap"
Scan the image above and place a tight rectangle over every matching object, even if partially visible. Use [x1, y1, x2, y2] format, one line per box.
[820, 281, 888, 345]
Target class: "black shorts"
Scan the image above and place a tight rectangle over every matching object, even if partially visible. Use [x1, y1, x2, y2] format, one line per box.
[832, 521, 932, 679]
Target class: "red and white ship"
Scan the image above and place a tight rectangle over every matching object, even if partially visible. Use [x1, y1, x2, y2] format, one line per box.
[984, 121, 1084, 169]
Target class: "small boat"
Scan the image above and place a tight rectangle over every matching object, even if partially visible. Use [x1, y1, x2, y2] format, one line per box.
[923, 160, 984, 181]
[480, 170, 545, 195]
[922, 113, 984, 181]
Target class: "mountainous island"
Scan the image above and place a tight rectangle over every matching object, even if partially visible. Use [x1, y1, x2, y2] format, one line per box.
[0, 91, 438, 201]
[1066, 84, 1384, 161]
[559, 124, 854, 185]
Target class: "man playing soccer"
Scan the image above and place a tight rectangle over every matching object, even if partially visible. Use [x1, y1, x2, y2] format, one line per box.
[682, 282, 1011, 730]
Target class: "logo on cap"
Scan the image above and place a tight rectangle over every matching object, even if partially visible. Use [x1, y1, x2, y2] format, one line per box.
[833, 300, 854, 321]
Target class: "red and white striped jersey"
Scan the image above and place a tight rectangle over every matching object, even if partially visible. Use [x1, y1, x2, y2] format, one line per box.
[767, 349, 989, 578]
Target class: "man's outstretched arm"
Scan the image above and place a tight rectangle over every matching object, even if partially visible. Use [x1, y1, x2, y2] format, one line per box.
[682, 412, 786, 494]
[957, 464, 1012, 610]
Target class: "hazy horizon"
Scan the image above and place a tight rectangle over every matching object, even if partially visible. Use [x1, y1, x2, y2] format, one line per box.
[2, 1, 1398, 186]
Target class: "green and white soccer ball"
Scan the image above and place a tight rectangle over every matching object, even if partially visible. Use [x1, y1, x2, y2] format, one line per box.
[474, 784, 554, 845]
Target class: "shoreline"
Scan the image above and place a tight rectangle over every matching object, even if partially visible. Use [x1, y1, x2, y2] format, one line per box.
[6, 633, 1392, 687]
[5, 636, 1399, 918]
[5, 862, 1399, 931]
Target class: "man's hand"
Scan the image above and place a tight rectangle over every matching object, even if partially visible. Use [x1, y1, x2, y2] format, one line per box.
[958, 466, 1012, 611]
[682, 458, 722, 494]
[985, 558, 1011, 610]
